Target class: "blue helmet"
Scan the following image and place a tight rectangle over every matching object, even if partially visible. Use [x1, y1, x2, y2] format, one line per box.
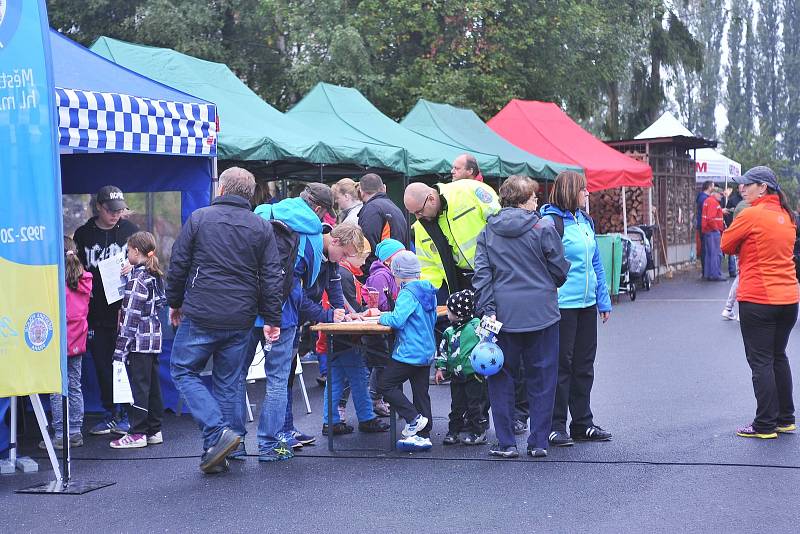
[471, 341, 504, 376]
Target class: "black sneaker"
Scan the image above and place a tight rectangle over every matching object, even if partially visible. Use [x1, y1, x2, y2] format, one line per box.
[513, 420, 528, 435]
[358, 418, 389, 433]
[572, 425, 612, 442]
[488, 442, 519, 458]
[200, 428, 240, 474]
[322, 422, 354, 435]
[462, 431, 488, 445]
[442, 432, 460, 446]
[527, 445, 547, 458]
[548, 430, 574, 447]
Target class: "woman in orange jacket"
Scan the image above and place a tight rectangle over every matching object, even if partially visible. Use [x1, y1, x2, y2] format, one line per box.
[721, 166, 799, 439]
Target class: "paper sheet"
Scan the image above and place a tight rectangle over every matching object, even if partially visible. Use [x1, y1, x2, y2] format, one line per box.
[97, 252, 127, 304]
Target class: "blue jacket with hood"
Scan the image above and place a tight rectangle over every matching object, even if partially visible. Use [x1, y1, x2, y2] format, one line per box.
[254, 198, 324, 328]
[379, 280, 438, 366]
[540, 204, 611, 313]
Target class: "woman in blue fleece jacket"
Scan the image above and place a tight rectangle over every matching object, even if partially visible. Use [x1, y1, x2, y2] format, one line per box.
[541, 170, 613, 447]
[378, 251, 438, 451]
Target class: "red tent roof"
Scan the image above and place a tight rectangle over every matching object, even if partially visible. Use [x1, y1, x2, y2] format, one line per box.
[488, 100, 653, 191]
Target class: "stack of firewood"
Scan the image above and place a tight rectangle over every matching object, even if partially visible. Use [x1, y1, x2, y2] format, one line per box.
[588, 187, 650, 234]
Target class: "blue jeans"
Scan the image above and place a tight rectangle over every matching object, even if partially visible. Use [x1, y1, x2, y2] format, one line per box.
[232, 328, 264, 438]
[323, 348, 376, 424]
[256, 325, 297, 453]
[49, 355, 83, 436]
[170, 318, 251, 450]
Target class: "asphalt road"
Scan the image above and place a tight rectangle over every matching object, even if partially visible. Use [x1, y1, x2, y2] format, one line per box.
[2, 272, 799, 533]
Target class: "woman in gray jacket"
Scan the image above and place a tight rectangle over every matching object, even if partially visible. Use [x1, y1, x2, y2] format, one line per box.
[473, 175, 570, 458]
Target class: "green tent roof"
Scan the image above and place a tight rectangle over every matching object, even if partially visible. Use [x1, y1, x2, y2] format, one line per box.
[402, 99, 581, 180]
[288, 83, 506, 177]
[90, 37, 405, 170]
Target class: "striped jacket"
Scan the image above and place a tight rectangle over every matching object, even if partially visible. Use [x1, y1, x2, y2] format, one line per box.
[113, 265, 167, 360]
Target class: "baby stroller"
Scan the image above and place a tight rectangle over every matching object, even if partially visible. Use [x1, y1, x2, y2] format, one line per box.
[617, 234, 648, 301]
[626, 226, 654, 291]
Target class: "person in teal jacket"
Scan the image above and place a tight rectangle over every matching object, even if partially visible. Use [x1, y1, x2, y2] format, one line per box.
[377, 251, 438, 451]
[541, 170, 613, 447]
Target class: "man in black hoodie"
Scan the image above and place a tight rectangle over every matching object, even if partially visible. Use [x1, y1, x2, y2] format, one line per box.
[357, 173, 409, 274]
[73, 185, 138, 436]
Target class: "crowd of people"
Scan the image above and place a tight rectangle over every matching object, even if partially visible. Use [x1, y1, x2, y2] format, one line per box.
[41, 155, 797, 473]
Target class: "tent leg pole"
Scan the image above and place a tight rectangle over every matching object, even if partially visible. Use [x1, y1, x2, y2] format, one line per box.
[621, 186, 628, 234]
[648, 188, 654, 226]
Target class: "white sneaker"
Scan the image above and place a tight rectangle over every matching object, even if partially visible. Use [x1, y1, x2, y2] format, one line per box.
[147, 431, 163, 445]
[721, 309, 738, 321]
[401, 414, 429, 437]
[110, 433, 147, 449]
[397, 435, 433, 451]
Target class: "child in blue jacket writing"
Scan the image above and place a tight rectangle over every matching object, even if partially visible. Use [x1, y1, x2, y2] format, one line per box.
[377, 251, 438, 451]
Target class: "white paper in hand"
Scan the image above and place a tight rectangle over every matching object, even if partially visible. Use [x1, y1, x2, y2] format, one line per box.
[112, 360, 134, 404]
[98, 252, 127, 304]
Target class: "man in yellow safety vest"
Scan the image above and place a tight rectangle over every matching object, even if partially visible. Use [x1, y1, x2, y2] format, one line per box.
[403, 180, 500, 294]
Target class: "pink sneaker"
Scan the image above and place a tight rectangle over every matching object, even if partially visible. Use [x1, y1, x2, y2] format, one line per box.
[110, 433, 147, 449]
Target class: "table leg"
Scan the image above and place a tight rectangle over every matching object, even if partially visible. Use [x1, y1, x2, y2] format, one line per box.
[327, 334, 335, 453]
[389, 406, 396, 451]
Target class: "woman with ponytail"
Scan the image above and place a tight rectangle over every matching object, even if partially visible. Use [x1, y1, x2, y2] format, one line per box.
[721, 166, 799, 439]
[40, 237, 93, 450]
[110, 231, 168, 449]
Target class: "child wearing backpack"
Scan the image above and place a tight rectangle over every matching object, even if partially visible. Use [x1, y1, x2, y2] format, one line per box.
[434, 289, 489, 446]
[40, 237, 93, 450]
[377, 251, 438, 451]
[110, 231, 167, 449]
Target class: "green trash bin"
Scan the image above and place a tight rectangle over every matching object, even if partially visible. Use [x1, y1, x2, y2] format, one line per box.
[595, 234, 622, 296]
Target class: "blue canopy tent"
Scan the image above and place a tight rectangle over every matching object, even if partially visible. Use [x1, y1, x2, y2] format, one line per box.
[1, 31, 217, 454]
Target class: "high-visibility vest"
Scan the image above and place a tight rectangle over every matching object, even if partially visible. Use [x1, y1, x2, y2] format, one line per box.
[412, 180, 500, 289]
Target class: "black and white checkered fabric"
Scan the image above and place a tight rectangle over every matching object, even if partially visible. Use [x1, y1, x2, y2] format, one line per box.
[56, 87, 217, 156]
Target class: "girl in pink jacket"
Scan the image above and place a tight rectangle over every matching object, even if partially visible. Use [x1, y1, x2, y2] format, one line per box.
[41, 237, 92, 450]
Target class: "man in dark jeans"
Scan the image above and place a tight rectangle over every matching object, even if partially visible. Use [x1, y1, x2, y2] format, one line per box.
[167, 167, 283, 474]
[73, 185, 138, 436]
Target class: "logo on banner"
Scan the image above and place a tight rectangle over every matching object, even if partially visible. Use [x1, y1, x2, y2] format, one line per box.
[0, 0, 22, 49]
[24, 312, 53, 352]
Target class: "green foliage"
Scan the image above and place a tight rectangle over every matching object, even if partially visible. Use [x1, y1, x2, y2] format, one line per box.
[44, 0, 795, 189]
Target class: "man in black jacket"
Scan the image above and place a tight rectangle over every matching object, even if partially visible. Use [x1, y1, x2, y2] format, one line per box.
[357, 173, 409, 274]
[167, 167, 283, 474]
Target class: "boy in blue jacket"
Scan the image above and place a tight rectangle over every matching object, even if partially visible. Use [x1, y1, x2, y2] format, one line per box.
[377, 251, 438, 451]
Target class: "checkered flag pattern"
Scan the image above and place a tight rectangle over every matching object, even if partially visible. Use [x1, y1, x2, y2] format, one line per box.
[56, 87, 217, 156]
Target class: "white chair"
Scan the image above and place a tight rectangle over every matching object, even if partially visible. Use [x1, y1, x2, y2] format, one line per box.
[246, 344, 311, 415]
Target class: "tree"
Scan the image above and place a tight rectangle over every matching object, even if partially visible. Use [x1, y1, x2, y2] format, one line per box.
[783, 0, 800, 165]
[754, 0, 783, 137]
[724, 0, 753, 153]
[625, 2, 703, 137]
[48, 0, 289, 107]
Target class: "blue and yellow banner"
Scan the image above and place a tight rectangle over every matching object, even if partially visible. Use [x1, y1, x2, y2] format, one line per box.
[0, 0, 66, 396]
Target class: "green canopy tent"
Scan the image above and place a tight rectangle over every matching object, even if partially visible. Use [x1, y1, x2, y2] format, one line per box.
[401, 99, 581, 180]
[90, 37, 406, 178]
[287, 82, 503, 177]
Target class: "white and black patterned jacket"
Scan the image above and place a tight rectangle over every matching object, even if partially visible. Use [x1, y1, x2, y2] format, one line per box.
[113, 265, 167, 360]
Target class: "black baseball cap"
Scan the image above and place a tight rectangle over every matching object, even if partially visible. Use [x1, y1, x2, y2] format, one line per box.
[304, 183, 334, 216]
[96, 185, 128, 211]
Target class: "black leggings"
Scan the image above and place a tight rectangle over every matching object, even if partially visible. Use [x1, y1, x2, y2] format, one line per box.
[739, 301, 798, 432]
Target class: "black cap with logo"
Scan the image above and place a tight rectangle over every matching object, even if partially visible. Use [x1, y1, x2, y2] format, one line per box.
[96, 185, 128, 211]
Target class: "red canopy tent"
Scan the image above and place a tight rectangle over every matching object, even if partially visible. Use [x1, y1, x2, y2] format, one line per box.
[488, 100, 653, 192]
